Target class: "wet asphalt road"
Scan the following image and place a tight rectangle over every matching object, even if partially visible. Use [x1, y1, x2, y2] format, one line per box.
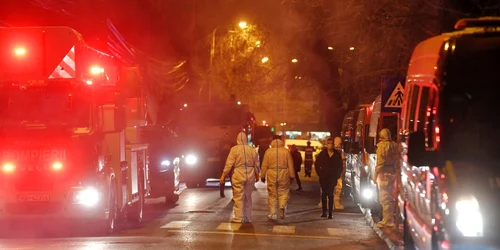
[0, 176, 388, 250]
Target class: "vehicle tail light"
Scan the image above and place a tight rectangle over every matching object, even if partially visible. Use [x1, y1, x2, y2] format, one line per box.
[2, 163, 15, 173]
[52, 162, 63, 171]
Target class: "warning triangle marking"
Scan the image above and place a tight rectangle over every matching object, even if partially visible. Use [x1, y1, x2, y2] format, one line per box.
[385, 82, 405, 108]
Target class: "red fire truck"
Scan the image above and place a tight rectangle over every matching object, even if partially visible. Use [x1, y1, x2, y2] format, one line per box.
[0, 26, 152, 234]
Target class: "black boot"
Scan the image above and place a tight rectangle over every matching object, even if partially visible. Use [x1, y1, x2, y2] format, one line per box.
[328, 195, 334, 219]
[321, 198, 327, 217]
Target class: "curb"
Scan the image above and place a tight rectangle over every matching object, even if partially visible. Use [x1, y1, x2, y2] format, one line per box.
[359, 205, 403, 250]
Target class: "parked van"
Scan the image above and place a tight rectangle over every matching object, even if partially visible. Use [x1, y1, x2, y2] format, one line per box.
[359, 95, 401, 212]
[341, 109, 360, 194]
[346, 105, 373, 206]
[399, 17, 500, 250]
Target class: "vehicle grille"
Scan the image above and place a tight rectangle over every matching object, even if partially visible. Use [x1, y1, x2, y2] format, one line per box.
[5, 202, 61, 215]
[14, 175, 54, 191]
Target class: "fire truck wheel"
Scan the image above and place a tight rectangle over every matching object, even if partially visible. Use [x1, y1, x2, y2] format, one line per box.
[91, 181, 118, 236]
[165, 192, 179, 204]
[130, 178, 144, 224]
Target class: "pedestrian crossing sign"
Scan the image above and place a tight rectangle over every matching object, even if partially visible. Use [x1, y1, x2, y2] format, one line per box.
[384, 82, 404, 108]
[381, 76, 406, 113]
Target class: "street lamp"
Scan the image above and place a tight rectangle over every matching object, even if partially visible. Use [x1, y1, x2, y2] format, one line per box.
[349, 46, 355, 51]
[209, 21, 249, 103]
[238, 21, 248, 29]
[327, 46, 333, 50]
[261, 57, 269, 63]
[291, 58, 298, 63]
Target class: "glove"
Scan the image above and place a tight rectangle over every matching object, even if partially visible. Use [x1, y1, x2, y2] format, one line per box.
[261, 177, 266, 183]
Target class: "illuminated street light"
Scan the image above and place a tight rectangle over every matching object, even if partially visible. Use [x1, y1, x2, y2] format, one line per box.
[183, 103, 188, 107]
[238, 21, 248, 29]
[237, 101, 241, 105]
[349, 46, 355, 51]
[261, 57, 269, 63]
[291, 58, 298, 63]
[327, 46, 333, 50]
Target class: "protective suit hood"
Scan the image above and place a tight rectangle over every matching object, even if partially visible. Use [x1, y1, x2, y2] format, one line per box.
[270, 139, 284, 148]
[379, 128, 392, 141]
[236, 132, 248, 145]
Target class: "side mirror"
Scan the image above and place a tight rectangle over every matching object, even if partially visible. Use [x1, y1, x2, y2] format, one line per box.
[100, 104, 126, 133]
[407, 130, 433, 166]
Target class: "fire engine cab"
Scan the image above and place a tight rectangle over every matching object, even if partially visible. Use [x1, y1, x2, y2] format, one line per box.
[0, 26, 152, 234]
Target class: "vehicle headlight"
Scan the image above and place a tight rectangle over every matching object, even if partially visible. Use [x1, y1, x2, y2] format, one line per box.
[362, 189, 373, 199]
[73, 187, 100, 207]
[185, 154, 197, 165]
[455, 196, 483, 237]
[161, 160, 171, 167]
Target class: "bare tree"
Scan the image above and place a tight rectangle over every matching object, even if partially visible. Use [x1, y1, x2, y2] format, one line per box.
[191, 20, 321, 125]
[275, 0, 443, 134]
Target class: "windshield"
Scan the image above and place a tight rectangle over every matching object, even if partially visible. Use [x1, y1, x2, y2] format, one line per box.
[439, 35, 500, 163]
[0, 84, 92, 130]
[177, 104, 250, 128]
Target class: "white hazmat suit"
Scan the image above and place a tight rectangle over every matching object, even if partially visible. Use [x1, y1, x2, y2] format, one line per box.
[375, 128, 398, 228]
[260, 138, 295, 220]
[334, 137, 346, 210]
[221, 132, 260, 223]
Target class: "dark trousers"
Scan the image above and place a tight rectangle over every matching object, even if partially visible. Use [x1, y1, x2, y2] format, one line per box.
[304, 162, 313, 177]
[320, 179, 337, 216]
[294, 170, 302, 189]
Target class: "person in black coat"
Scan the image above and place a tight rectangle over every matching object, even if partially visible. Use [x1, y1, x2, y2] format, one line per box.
[314, 137, 343, 219]
[289, 144, 303, 191]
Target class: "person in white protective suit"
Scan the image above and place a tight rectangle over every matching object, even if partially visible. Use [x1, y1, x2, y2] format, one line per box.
[374, 128, 398, 228]
[260, 137, 295, 220]
[220, 132, 260, 223]
[333, 137, 346, 210]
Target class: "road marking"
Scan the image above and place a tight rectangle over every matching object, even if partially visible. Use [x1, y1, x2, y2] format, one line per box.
[327, 228, 351, 236]
[167, 230, 342, 240]
[160, 221, 191, 229]
[272, 225, 295, 234]
[216, 222, 242, 231]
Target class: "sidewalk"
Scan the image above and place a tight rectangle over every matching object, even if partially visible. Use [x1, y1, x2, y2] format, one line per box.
[359, 206, 404, 250]
[297, 169, 405, 250]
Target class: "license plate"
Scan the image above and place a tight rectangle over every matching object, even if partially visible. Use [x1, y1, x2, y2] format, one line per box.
[18, 194, 50, 202]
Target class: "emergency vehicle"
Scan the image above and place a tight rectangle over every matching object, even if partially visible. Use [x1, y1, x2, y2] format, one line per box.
[399, 17, 500, 249]
[0, 26, 154, 234]
[345, 104, 373, 207]
[172, 102, 255, 188]
[353, 95, 400, 212]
